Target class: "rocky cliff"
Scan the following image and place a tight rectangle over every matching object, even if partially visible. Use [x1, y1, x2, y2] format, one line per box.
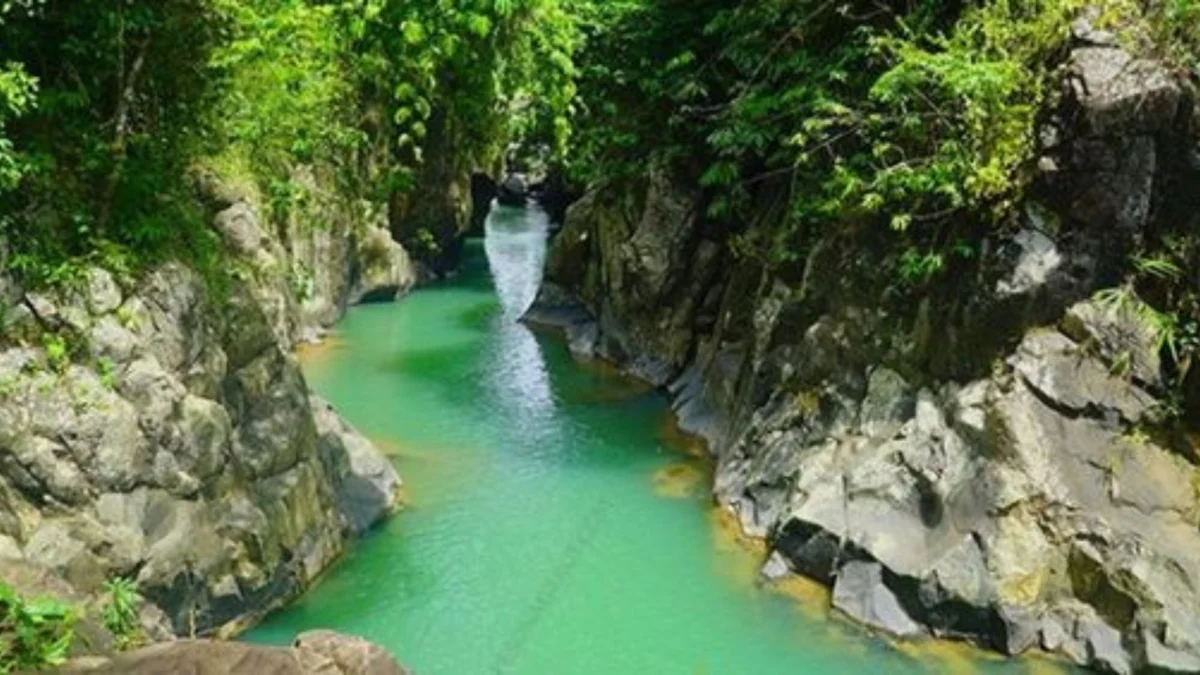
[529, 38, 1200, 674]
[0, 169, 408, 641]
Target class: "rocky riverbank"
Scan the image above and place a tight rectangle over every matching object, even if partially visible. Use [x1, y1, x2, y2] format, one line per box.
[527, 36, 1200, 674]
[70, 630, 409, 674]
[0, 169, 407, 646]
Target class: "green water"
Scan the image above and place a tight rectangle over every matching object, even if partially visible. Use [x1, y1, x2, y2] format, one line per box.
[247, 206, 1061, 675]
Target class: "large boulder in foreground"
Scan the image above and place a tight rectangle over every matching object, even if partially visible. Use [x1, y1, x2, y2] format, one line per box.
[74, 631, 409, 675]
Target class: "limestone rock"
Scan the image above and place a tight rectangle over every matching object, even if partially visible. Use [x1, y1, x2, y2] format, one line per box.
[294, 630, 408, 675]
[1069, 47, 1180, 137]
[312, 397, 402, 534]
[349, 228, 416, 305]
[833, 561, 924, 638]
[1061, 298, 1162, 389]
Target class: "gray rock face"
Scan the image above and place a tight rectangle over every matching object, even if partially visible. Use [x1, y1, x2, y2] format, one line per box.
[0, 173, 406, 637]
[533, 42, 1200, 673]
[256, 165, 417, 342]
[312, 397, 403, 534]
[531, 164, 714, 386]
[1055, 44, 1181, 237]
[833, 561, 924, 638]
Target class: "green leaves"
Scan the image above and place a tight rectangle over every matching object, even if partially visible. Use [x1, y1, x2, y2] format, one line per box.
[101, 578, 142, 651]
[0, 581, 77, 673]
[566, 0, 1109, 277]
[401, 19, 425, 44]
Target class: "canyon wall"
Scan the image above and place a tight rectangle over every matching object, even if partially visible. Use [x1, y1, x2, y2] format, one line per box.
[529, 38, 1200, 674]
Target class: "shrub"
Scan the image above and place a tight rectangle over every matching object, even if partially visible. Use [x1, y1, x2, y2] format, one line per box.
[0, 582, 77, 673]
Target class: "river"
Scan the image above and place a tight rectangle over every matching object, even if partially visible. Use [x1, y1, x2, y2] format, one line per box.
[246, 204, 1065, 675]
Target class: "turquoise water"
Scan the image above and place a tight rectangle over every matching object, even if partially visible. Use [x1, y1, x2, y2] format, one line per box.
[247, 206, 1063, 675]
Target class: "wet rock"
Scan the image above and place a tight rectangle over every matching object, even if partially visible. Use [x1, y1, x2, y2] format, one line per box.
[469, 173, 498, 236]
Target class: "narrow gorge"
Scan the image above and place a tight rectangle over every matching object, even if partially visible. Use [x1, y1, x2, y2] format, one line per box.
[1, 2, 1199, 674]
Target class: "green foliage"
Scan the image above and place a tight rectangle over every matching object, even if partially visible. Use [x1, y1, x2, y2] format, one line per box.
[100, 577, 141, 651]
[0, 0, 583, 288]
[211, 0, 365, 192]
[569, 0, 1097, 272]
[41, 332, 68, 374]
[342, 0, 581, 181]
[0, 582, 76, 673]
[96, 356, 116, 389]
[0, 0, 227, 289]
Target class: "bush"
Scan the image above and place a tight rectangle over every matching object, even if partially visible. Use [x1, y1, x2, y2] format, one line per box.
[0, 582, 76, 673]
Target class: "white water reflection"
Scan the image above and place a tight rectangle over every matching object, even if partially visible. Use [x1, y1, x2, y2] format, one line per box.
[485, 203, 551, 320]
[483, 203, 558, 437]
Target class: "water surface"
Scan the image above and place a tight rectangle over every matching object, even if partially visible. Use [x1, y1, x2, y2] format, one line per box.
[249, 205, 1063, 675]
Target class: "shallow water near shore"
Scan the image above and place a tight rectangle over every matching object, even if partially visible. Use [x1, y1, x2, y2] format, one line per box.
[246, 205, 1068, 675]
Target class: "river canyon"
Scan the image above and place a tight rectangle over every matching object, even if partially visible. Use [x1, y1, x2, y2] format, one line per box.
[246, 204, 1072, 675]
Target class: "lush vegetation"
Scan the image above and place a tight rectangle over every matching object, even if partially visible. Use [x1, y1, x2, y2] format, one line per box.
[566, 0, 1198, 273]
[0, 0, 1198, 394]
[4, 0, 1187, 286]
[0, 577, 142, 670]
[0, 0, 580, 289]
[0, 581, 75, 672]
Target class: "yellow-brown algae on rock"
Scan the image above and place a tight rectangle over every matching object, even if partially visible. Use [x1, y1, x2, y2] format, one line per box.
[707, 507, 771, 592]
[766, 573, 833, 622]
[1023, 654, 1070, 675]
[652, 462, 707, 499]
[296, 333, 348, 367]
[658, 412, 709, 459]
[891, 638, 990, 675]
[366, 435, 409, 458]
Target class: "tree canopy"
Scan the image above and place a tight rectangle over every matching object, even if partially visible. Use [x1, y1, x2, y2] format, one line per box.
[0, 0, 1196, 288]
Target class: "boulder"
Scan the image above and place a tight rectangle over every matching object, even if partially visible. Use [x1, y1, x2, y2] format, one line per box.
[77, 632, 409, 675]
[497, 173, 528, 207]
[348, 228, 416, 305]
[311, 397, 403, 534]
